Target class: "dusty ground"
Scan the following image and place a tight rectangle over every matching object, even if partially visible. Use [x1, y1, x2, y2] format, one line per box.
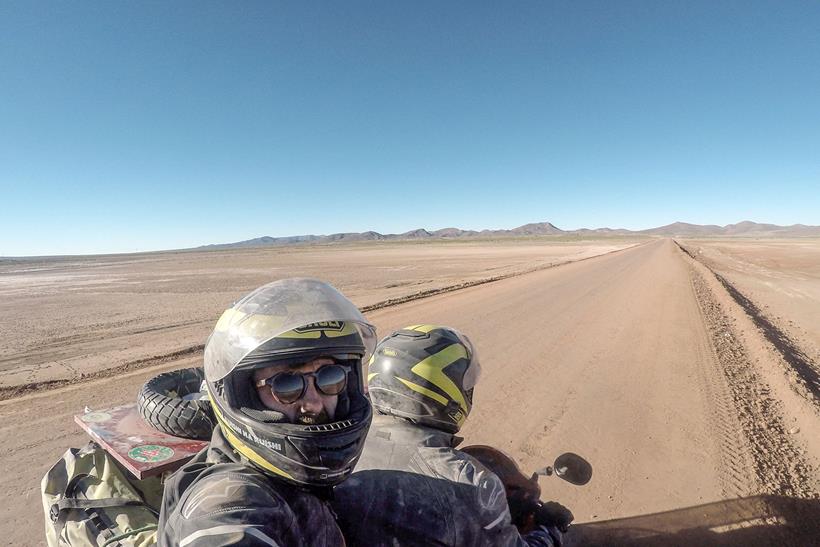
[680, 239, 820, 370]
[0, 239, 632, 393]
[2, 238, 819, 546]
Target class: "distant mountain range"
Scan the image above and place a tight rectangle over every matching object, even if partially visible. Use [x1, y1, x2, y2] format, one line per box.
[199, 221, 820, 249]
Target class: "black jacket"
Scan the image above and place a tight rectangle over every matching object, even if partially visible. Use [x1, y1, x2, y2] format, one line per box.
[332, 415, 557, 546]
[158, 428, 344, 547]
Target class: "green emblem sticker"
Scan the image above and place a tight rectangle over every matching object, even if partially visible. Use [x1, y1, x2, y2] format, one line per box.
[80, 412, 111, 423]
[128, 445, 174, 463]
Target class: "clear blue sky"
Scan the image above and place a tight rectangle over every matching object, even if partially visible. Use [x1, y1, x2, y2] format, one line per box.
[1, 1, 818, 256]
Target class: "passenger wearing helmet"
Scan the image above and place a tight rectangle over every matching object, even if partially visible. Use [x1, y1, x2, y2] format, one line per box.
[332, 325, 569, 547]
[158, 278, 375, 547]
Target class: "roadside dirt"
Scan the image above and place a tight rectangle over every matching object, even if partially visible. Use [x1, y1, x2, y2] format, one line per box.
[680, 239, 820, 383]
[678, 242, 820, 412]
[686, 261, 815, 498]
[0, 240, 636, 392]
[2, 239, 818, 545]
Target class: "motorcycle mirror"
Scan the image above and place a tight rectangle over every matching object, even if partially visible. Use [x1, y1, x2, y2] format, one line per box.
[553, 452, 592, 485]
[535, 452, 592, 486]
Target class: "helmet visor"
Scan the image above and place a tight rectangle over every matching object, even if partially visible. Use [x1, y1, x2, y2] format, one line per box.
[205, 278, 376, 381]
[454, 330, 481, 391]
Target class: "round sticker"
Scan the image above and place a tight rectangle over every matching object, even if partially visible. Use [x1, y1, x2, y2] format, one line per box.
[80, 412, 111, 423]
[128, 444, 175, 463]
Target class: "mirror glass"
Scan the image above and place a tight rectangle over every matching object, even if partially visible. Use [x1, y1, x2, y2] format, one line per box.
[553, 452, 593, 485]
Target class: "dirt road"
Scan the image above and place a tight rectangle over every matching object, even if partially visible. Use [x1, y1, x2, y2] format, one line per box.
[3, 239, 817, 545]
[0, 240, 632, 392]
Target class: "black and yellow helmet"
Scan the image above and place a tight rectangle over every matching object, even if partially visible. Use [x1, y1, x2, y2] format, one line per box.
[204, 278, 375, 489]
[367, 325, 481, 433]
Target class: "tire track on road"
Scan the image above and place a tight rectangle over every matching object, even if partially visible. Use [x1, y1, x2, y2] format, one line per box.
[686, 255, 816, 498]
[676, 241, 820, 410]
[0, 345, 204, 401]
[684, 266, 757, 499]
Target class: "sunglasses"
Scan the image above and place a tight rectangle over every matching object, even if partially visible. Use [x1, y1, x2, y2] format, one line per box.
[255, 364, 349, 404]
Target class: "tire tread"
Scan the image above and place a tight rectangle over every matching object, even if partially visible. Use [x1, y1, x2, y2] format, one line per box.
[137, 368, 215, 440]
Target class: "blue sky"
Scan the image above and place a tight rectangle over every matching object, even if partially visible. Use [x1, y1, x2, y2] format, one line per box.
[1, 1, 818, 256]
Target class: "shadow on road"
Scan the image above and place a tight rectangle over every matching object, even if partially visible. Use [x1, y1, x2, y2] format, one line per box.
[570, 495, 820, 547]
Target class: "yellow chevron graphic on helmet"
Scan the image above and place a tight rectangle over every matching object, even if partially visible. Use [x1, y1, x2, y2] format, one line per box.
[396, 377, 448, 405]
[410, 324, 439, 333]
[410, 343, 468, 412]
[214, 309, 287, 337]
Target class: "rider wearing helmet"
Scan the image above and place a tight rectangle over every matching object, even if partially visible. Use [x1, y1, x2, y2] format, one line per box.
[332, 325, 571, 547]
[158, 278, 375, 546]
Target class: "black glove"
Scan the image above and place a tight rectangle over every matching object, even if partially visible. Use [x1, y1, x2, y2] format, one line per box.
[535, 501, 574, 533]
[526, 524, 564, 547]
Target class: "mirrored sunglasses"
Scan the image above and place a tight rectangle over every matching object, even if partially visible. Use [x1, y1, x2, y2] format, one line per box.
[255, 364, 349, 404]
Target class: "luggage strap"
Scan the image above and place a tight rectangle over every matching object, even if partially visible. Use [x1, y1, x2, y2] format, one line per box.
[49, 472, 155, 546]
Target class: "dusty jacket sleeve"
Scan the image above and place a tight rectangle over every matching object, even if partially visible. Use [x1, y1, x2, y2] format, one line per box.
[161, 471, 292, 546]
[161, 470, 344, 547]
[460, 460, 556, 547]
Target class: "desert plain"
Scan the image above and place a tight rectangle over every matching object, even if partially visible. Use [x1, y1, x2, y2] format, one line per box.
[1, 236, 819, 545]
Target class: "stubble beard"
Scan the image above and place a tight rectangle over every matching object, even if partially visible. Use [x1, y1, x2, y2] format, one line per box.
[297, 409, 331, 425]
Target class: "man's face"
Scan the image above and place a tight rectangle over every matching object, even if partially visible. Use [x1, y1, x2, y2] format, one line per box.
[254, 357, 339, 425]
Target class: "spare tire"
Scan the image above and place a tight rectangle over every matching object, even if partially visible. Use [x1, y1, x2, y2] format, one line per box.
[138, 367, 216, 440]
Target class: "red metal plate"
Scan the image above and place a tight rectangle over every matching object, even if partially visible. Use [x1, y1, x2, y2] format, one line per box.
[75, 404, 209, 479]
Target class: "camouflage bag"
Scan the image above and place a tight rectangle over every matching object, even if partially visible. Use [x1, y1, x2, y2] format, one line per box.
[41, 442, 162, 547]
